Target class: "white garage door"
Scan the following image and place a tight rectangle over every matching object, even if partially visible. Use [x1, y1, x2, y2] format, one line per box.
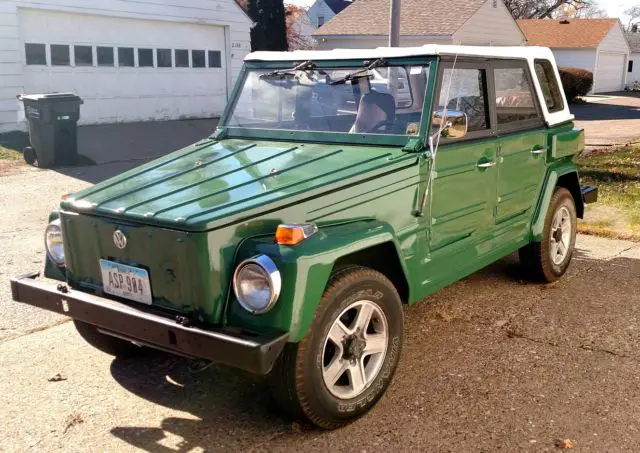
[19, 9, 228, 124]
[595, 52, 625, 93]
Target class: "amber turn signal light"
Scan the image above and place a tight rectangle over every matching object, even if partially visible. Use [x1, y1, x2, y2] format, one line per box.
[275, 224, 318, 245]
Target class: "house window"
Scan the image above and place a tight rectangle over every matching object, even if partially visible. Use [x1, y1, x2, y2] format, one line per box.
[318, 15, 325, 26]
[494, 65, 541, 129]
[629, 60, 634, 73]
[534, 59, 564, 113]
[74, 45, 93, 66]
[192, 50, 206, 68]
[97, 47, 114, 66]
[25, 43, 46, 65]
[138, 48, 154, 67]
[433, 67, 491, 135]
[50, 44, 70, 66]
[118, 47, 135, 67]
[157, 48, 172, 67]
[208, 50, 222, 68]
[175, 49, 189, 67]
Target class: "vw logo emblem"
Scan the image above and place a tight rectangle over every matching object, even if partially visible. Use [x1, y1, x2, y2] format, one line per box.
[113, 230, 127, 250]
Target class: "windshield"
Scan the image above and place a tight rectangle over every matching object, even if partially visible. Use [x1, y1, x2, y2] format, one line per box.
[224, 64, 430, 136]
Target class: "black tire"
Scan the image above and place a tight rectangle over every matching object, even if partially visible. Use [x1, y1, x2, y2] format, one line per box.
[268, 266, 404, 429]
[74, 320, 146, 357]
[23, 146, 36, 166]
[519, 187, 577, 282]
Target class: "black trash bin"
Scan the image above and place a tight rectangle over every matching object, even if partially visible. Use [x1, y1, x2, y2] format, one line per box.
[19, 93, 83, 168]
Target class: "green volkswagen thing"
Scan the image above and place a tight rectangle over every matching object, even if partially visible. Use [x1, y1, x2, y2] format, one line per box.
[12, 45, 597, 429]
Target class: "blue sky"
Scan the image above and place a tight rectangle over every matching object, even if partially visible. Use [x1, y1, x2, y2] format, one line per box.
[288, 0, 639, 23]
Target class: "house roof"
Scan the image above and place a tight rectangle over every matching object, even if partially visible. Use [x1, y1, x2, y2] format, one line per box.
[313, 0, 486, 37]
[324, 0, 352, 15]
[517, 19, 619, 49]
[626, 32, 640, 53]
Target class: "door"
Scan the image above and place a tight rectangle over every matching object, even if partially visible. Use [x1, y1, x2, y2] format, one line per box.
[19, 9, 228, 124]
[428, 62, 498, 252]
[492, 61, 547, 225]
[595, 52, 626, 93]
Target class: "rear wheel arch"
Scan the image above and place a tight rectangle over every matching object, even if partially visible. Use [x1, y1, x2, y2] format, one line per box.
[331, 241, 410, 304]
[556, 171, 584, 218]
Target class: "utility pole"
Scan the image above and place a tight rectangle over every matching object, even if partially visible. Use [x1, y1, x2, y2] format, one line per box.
[388, 0, 400, 47]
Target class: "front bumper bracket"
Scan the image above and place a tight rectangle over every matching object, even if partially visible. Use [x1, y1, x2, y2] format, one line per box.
[11, 272, 288, 375]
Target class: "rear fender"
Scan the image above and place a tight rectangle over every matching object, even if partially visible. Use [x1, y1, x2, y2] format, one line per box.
[226, 220, 408, 342]
[531, 164, 583, 242]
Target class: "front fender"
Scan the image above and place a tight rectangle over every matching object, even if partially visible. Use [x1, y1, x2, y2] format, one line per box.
[226, 220, 405, 342]
[530, 161, 582, 242]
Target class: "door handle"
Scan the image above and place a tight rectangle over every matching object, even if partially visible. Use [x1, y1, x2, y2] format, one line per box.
[476, 161, 497, 168]
[531, 148, 546, 155]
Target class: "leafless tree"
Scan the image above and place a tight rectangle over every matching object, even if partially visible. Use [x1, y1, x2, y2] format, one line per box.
[503, 0, 600, 19]
[625, 6, 640, 31]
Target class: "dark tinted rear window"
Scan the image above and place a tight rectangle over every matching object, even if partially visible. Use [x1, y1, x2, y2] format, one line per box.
[534, 59, 564, 113]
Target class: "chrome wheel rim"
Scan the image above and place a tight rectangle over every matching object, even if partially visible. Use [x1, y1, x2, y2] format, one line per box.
[322, 300, 388, 400]
[550, 206, 572, 265]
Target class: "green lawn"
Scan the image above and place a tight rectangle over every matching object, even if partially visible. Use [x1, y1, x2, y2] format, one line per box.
[578, 146, 640, 241]
[0, 144, 22, 161]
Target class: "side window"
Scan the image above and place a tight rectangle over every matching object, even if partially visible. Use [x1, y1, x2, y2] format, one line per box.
[157, 48, 172, 68]
[97, 46, 114, 67]
[74, 45, 93, 66]
[25, 43, 46, 65]
[175, 49, 189, 68]
[138, 48, 154, 67]
[494, 65, 540, 127]
[118, 47, 135, 67]
[51, 44, 70, 66]
[534, 59, 564, 113]
[433, 67, 490, 134]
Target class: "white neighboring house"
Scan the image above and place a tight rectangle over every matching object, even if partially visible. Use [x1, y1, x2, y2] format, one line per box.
[625, 32, 640, 88]
[307, 0, 352, 29]
[518, 19, 630, 93]
[313, 0, 526, 49]
[0, 0, 252, 133]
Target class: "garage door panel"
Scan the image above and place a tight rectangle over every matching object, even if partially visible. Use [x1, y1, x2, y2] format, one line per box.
[19, 9, 228, 124]
[595, 53, 625, 93]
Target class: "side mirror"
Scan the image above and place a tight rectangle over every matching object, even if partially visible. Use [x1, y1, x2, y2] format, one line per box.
[432, 110, 468, 139]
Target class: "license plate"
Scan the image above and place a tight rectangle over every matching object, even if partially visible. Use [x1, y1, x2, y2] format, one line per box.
[99, 259, 152, 305]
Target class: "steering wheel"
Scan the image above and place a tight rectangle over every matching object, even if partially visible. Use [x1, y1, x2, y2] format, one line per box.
[369, 120, 395, 133]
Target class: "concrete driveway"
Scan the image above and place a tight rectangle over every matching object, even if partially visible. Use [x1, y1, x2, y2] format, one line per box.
[1, 236, 639, 452]
[572, 92, 640, 148]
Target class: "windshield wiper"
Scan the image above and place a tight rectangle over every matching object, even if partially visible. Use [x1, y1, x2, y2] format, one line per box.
[260, 60, 316, 80]
[328, 58, 387, 85]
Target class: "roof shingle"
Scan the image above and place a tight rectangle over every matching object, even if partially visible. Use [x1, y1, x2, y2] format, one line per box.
[313, 0, 486, 37]
[626, 32, 640, 53]
[517, 19, 619, 49]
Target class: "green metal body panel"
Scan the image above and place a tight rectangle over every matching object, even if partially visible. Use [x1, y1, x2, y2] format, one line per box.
[43, 56, 587, 345]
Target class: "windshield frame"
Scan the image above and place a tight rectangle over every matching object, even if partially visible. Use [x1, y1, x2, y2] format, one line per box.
[218, 56, 438, 147]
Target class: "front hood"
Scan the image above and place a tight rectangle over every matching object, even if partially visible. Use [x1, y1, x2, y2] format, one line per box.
[62, 138, 416, 231]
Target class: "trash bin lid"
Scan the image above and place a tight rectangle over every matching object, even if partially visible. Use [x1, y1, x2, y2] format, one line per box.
[20, 93, 82, 103]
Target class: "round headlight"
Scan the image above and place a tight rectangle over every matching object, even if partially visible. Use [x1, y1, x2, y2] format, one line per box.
[233, 255, 281, 314]
[45, 219, 65, 266]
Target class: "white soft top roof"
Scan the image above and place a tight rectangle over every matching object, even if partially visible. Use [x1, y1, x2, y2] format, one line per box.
[245, 45, 574, 127]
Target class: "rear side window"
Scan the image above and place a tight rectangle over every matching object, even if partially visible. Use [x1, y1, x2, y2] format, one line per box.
[433, 67, 491, 134]
[493, 65, 540, 128]
[534, 59, 564, 113]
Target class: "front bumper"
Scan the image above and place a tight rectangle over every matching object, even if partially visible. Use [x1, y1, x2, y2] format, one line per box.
[11, 272, 288, 375]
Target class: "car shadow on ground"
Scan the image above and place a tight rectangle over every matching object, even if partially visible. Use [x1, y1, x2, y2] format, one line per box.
[104, 247, 636, 452]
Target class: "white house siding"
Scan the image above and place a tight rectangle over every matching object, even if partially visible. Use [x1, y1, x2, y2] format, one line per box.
[551, 49, 597, 72]
[316, 35, 453, 50]
[453, 0, 525, 46]
[628, 52, 640, 87]
[0, 0, 251, 133]
[307, 0, 338, 28]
